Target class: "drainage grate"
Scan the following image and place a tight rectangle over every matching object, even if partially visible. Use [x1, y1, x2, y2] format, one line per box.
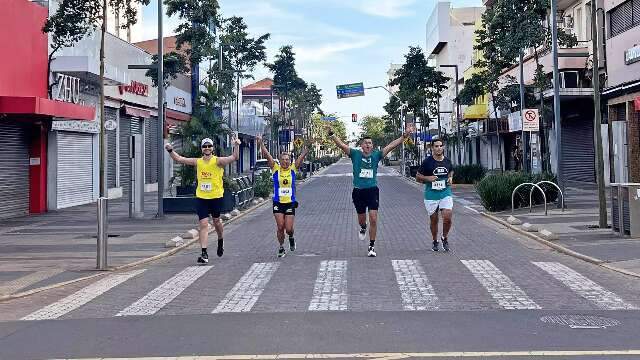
[540, 315, 620, 329]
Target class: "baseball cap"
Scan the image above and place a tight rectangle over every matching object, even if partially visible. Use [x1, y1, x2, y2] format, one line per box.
[201, 138, 214, 147]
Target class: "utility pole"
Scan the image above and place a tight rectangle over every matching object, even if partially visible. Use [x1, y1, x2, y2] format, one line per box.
[551, 0, 564, 197]
[591, 0, 607, 228]
[519, 52, 528, 173]
[156, 0, 164, 218]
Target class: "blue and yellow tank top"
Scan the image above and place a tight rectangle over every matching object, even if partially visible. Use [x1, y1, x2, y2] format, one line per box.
[272, 163, 297, 204]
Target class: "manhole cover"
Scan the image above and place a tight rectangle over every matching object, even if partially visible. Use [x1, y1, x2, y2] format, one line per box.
[540, 315, 620, 329]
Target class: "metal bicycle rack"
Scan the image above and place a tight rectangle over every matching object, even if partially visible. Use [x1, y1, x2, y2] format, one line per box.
[529, 180, 564, 213]
[512, 182, 547, 216]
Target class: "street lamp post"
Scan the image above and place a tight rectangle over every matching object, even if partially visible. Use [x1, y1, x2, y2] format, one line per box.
[591, 1, 607, 228]
[439, 64, 461, 166]
[551, 0, 564, 196]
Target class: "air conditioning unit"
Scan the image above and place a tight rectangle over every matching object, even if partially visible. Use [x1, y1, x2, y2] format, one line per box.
[560, 71, 579, 88]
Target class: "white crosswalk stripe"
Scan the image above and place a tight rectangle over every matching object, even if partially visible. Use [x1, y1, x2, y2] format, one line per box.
[117, 266, 213, 316]
[309, 260, 348, 311]
[212, 262, 280, 313]
[392, 259, 439, 311]
[533, 261, 637, 310]
[21, 269, 146, 321]
[461, 260, 541, 310]
[0, 269, 64, 295]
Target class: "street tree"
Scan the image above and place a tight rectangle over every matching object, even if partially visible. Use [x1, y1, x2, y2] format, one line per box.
[44, 0, 149, 195]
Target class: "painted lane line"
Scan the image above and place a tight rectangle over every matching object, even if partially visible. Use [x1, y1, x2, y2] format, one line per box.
[533, 261, 638, 310]
[21, 269, 146, 321]
[0, 269, 64, 295]
[212, 262, 280, 313]
[464, 205, 480, 214]
[308, 260, 348, 311]
[392, 260, 439, 311]
[117, 266, 212, 316]
[461, 260, 540, 310]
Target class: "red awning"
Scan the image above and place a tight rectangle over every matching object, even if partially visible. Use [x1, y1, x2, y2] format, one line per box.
[0, 96, 95, 120]
[121, 105, 151, 118]
[166, 108, 190, 122]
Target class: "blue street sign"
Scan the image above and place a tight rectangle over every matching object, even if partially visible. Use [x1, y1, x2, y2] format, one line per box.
[322, 116, 337, 121]
[336, 82, 365, 99]
[279, 129, 292, 144]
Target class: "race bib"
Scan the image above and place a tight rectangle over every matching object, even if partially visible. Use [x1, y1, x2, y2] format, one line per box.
[432, 180, 446, 191]
[200, 182, 212, 192]
[359, 168, 374, 179]
[278, 187, 292, 197]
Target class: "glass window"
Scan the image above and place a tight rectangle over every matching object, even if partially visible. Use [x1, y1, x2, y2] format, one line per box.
[609, 0, 634, 37]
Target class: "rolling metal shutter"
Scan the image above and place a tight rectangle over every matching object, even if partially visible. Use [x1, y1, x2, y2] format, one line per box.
[561, 119, 596, 183]
[0, 122, 29, 219]
[144, 116, 158, 184]
[57, 132, 94, 208]
[106, 107, 118, 189]
[120, 115, 143, 195]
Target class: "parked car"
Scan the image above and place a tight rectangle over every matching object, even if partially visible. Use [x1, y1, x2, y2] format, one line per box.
[252, 159, 278, 182]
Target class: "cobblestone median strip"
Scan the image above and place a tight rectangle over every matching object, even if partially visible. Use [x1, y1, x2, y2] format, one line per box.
[309, 260, 348, 311]
[533, 261, 638, 310]
[392, 259, 439, 311]
[461, 260, 540, 310]
[21, 269, 146, 320]
[212, 262, 280, 313]
[117, 266, 213, 316]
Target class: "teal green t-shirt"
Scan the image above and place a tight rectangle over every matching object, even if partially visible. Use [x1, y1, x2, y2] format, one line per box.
[350, 148, 382, 189]
[419, 156, 454, 200]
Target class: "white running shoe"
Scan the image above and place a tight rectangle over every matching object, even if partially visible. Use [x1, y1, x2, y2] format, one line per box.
[367, 246, 377, 257]
[358, 227, 367, 241]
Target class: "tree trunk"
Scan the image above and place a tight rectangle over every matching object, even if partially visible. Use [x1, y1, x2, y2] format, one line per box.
[534, 47, 550, 173]
[489, 91, 504, 171]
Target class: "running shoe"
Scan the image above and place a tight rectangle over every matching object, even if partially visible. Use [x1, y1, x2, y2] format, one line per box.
[432, 240, 440, 252]
[441, 237, 450, 252]
[197, 253, 209, 264]
[358, 226, 367, 241]
[289, 237, 296, 252]
[277, 247, 286, 258]
[217, 240, 224, 257]
[367, 246, 377, 257]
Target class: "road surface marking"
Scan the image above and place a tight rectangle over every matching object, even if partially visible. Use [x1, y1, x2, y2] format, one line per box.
[464, 205, 480, 214]
[309, 260, 348, 311]
[21, 269, 146, 321]
[70, 349, 640, 359]
[213, 262, 280, 313]
[461, 260, 540, 310]
[0, 269, 63, 295]
[392, 259, 439, 310]
[533, 261, 637, 310]
[117, 266, 212, 316]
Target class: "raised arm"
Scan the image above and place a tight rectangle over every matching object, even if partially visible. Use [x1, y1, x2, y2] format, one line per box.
[165, 143, 198, 166]
[216, 135, 241, 167]
[382, 124, 415, 158]
[329, 132, 350, 156]
[256, 135, 275, 169]
[294, 141, 310, 169]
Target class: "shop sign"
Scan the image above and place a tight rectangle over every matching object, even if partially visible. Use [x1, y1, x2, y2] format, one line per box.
[55, 74, 82, 104]
[635, 97, 640, 111]
[118, 81, 149, 97]
[174, 97, 186, 107]
[52, 120, 100, 134]
[625, 45, 640, 65]
[105, 119, 118, 131]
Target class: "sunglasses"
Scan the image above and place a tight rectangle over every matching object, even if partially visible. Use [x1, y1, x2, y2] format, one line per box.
[201, 145, 213, 149]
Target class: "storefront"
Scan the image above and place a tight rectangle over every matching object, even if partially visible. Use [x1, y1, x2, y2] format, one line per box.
[0, 0, 95, 218]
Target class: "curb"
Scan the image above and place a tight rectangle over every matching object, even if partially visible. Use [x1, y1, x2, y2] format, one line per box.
[0, 199, 271, 303]
[480, 211, 640, 279]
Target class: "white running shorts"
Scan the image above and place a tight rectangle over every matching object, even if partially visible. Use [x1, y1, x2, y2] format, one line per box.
[424, 196, 453, 216]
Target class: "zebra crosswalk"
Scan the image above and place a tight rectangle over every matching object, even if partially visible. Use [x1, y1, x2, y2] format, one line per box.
[19, 259, 638, 321]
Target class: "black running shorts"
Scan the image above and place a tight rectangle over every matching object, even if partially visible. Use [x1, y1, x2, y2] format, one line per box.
[196, 197, 223, 220]
[272, 201, 296, 216]
[351, 186, 379, 214]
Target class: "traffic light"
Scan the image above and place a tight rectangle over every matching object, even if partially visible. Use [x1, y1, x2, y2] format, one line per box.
[352, 113, 357, 122]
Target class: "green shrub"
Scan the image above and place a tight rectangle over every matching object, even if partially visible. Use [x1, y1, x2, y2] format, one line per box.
[475, 171, 559, 212]
[223, 175, 240, 193]
[253, 171, 273, 198]
[453, 164, 486, 184]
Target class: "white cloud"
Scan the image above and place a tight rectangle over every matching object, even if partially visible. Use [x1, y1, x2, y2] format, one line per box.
[296, 37, 378, 63]
[357, 0, 418, 18]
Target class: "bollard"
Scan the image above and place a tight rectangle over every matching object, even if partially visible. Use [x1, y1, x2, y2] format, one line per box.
[97, 197, 108, 270]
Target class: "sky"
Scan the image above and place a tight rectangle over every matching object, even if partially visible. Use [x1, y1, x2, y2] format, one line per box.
[139, 0, 482, 136]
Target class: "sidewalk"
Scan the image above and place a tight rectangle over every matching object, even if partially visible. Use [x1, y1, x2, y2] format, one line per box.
[0, 191, 265, 300]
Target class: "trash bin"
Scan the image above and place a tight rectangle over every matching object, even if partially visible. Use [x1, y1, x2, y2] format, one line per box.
[611, 183, 640, 237]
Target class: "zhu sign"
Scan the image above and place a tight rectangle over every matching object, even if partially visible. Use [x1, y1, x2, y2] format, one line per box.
[55, 74, 82, 104]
